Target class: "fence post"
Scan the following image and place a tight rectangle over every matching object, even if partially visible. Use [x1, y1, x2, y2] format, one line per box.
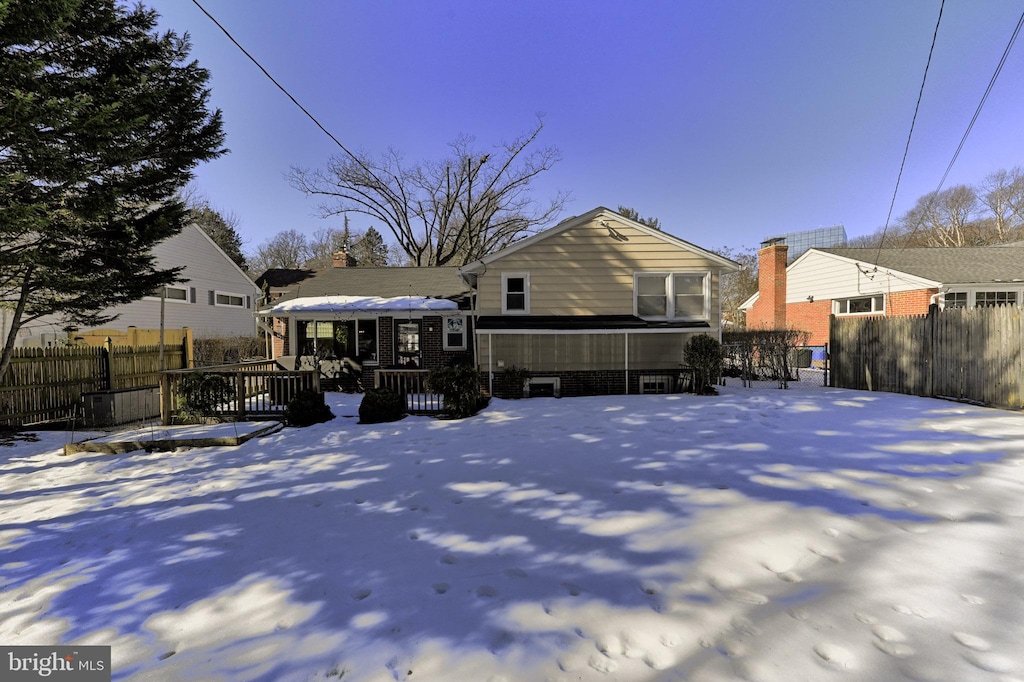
[925, 303, 938, 398]
[160, 373, 172, 426]
[102, 337, 114, 390]
[828, 315, 837, 387]
[236, 371, 246, 420]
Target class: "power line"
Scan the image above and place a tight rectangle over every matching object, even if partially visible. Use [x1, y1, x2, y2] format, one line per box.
[885, 4, 1024, 251]
[934, 7, 1024, 193]
[189, 0, 360, 162]
[875, 0, 945, 261]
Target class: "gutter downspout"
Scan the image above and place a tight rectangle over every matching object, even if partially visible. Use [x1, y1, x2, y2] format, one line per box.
[624, 331, 629, 395]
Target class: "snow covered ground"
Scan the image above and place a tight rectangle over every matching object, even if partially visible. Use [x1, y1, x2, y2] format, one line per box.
[3, 375, 1024, 681]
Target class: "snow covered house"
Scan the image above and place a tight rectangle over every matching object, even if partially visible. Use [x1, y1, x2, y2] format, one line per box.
[261, 207, 738, 397]
[460, 206, 739, 397]
[741, 241, 1024, 348]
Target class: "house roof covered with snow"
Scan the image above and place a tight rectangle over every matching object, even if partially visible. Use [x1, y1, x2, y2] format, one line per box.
[268, 295, 458, 315]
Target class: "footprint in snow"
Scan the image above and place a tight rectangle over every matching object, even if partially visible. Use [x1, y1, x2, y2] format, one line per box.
[476, 585, 498, 598]
[440, 552, 457, 565]
[351, 588, 372, 601]
[952, 632, 991, 651]
[431, 582, 449, 595]
[561, 581, 582, 596]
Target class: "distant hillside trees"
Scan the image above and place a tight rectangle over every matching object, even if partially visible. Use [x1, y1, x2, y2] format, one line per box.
[852, 167, 1024, 247]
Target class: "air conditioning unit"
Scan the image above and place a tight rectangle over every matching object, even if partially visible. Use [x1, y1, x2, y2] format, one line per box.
[526, 377, 560, 398]
[82, 385, 161, 426]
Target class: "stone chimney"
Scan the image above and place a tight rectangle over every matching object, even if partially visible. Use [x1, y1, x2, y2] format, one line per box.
[332, 249, 357, 268]
[749, 239, 788, 329]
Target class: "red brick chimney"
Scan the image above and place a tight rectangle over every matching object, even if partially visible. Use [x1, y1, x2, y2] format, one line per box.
[748, 240, 788, 329]
[332, 249, 356, 268]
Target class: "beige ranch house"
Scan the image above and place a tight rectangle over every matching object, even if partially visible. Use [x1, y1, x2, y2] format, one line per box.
[461, 206, 739, 397]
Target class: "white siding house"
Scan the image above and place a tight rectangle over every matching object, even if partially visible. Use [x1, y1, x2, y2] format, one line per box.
[3, 223, 259, 347]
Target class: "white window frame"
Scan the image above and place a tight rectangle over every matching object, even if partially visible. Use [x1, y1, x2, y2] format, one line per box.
[833, 295, 885, 316]
[975, 290, 1018, 308]
[214, 290, 246, 308]
[633, 271, 710, 321]
[943, 291, 968, 309]
[146, 285, 190, 304]
[442, 315, 467, 350]
[501, 272, 530, 314]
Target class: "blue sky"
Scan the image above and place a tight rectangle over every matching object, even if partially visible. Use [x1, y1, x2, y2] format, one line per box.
[147, 1, 1024, 256]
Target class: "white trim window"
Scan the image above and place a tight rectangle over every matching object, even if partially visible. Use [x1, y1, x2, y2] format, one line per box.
[634, 272, 710, 320]
[834, 295, 884, 315]
[147, 285, 190, 304]
[443, 315, 467, 350]
[214, 290, 247, 308]
[943, 291, 968, 309]
[975, 291, 1017, 308]
[501, 272, 530, 314]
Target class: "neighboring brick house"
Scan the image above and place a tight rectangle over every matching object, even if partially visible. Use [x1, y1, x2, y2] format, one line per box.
[741, 242, 1024, 348]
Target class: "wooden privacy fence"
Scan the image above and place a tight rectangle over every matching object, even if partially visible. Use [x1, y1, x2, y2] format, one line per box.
[375, 369, 444, 414]
[1, 340, 187, 426]
[159, 361, 320, 425]
[830, 305, 1024, 409]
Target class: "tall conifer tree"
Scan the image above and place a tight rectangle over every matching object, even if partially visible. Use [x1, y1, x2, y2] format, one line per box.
[0, 0, 225, 377]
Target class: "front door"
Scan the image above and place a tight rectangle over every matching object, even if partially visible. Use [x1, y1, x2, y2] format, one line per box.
[395, 320, 421, 368]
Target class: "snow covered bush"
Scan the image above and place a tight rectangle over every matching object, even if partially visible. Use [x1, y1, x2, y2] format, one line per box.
[284, 389, 335, 427]
[358, 387, 406, 424]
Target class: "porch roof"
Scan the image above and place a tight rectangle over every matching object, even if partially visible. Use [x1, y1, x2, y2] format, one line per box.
[268, 295, 459, 315]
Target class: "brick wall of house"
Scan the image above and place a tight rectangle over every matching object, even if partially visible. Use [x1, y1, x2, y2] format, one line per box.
[420, 315, 474, 369]
[746, 243, 788, 330]
[887, 288, 938, 317]
[786, 300, 834, 346]
[378, 316, 395, 366]
[272, 317, 288, 357]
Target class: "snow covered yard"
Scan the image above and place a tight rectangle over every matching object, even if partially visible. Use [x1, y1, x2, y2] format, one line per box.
[3, 380, 1024, 682]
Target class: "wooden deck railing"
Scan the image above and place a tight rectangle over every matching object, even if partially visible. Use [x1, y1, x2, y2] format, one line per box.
[374, 369, 444, 414]
[160, 361, 320, 424]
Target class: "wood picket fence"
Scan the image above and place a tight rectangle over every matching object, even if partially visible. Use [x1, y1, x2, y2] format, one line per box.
[830, 305, 1024, 409]
[0, 340, 187, 426]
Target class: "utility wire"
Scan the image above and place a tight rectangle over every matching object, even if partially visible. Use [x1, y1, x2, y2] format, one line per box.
[189, 0, 361, 164]
[875, 0, 945, 262]
[934, 7, 1024, 193]
[881, 4, 1024, 255]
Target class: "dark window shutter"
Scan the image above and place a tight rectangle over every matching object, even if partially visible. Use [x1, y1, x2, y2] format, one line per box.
[246, 295, 251, 309]
[208, 290, 215, 305]
[189, 287, 196, 303]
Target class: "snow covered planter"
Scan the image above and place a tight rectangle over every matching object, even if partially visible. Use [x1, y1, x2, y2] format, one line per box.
[358, 387, 406, 424]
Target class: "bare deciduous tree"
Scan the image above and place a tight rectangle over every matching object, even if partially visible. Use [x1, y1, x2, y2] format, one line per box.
[899, 185, 979, 247]
[248, 229, 310, 274]
[289, 118, 568, 266]
[979, 167, 1024, 242]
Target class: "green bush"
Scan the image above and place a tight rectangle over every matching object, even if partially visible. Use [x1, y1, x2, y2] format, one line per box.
[284, 389, 335, 427]
[358, 387, 406, 424]
[176, 371, 231, 423]
[683, 334, 722, 395]
[500, 365, 531, 399]
[427, 363, 485, 418]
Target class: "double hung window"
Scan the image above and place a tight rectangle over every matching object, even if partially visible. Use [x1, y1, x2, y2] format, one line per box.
[634, 272, 709, 320]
